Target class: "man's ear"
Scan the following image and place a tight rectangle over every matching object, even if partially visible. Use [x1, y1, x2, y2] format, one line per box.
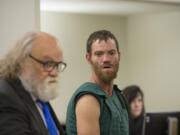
[118, 51, 121, 61]
[86, 53, 91, 64]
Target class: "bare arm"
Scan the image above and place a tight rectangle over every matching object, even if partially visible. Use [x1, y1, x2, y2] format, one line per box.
[75, 94, 100, 135]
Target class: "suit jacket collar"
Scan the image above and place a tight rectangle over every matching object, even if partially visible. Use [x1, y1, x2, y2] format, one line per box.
[8, 79, 65, 135]
[8, 79, 50, 135]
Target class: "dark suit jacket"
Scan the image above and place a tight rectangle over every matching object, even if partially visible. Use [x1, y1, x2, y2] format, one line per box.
[0, 77, 65, 135]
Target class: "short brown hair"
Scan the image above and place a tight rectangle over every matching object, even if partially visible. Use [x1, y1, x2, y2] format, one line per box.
[86, 30, 119, 55]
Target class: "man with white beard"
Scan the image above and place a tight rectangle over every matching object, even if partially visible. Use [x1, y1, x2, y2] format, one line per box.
[66, 30, 129, 135]
[0, 31, 66, 135]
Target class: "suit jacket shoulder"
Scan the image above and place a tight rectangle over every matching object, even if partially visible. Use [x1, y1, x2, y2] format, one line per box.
[0, 77, 64, 135]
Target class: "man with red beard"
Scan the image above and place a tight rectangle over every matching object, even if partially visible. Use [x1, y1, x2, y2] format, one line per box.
[0, 31, 66, 135]
[66, 30, 129, 135]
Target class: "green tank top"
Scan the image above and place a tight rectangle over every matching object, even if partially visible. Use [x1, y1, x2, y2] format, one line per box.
[66, 82, 129, 135]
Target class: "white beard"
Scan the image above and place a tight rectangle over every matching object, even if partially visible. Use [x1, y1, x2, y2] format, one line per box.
[19, 73, 59, 102]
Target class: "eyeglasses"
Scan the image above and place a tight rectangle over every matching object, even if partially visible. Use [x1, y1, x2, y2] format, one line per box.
[29, 54, 67, 73]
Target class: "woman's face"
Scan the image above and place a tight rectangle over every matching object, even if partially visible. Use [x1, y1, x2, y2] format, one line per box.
[130, 93, 143, 119]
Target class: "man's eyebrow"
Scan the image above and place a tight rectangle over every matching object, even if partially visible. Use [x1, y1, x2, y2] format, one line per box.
[42, 56, 54, 61]
[94, 49, 116, 53]
[94, 50, 103, 52]
[108, 49, 116, 52]
[94, 50, 103, 54]
[42, 56, 63, 63]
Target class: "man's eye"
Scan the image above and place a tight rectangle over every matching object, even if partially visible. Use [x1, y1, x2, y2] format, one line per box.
[45, 62, 54, 67]
[95, 52, 103, 56]
[109, 51, 116, 55]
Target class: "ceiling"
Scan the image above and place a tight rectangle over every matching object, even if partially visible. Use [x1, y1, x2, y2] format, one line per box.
[40, 0, 180, 15]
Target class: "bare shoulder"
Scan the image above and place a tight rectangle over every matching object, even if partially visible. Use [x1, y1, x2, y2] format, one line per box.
[75, 94, 101, 135]
[75, 94, 100, 114]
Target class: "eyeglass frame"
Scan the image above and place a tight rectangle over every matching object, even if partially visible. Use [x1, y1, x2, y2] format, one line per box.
[28, 54, 67, 73]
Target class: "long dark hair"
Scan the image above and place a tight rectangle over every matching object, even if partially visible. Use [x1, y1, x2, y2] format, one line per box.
[123, 85, 145, 135]
[123, 85, 145, 116]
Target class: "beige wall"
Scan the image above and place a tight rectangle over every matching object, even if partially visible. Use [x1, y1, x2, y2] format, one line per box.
[41, 10, 180, 122]
[41, 12, 127, 122]
[0, 0, 40, 58]
[1, 0, 179, 125]
[127, 10, 180, 112]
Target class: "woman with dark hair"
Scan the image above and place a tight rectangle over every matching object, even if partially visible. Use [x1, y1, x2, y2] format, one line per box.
[123, 85, 146, 135]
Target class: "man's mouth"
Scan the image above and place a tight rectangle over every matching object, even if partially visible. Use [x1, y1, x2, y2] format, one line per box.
[48, 80, 57, 83]
[102, 65, 113, 70]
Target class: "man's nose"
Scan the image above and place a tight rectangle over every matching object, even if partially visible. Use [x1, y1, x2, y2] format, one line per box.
[102, 54, 111, 62]
[49, 67, 58, 77]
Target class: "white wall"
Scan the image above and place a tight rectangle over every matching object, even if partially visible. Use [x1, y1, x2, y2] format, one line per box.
[127, 10, 180, 112]
[41, 9, 180, 122]
[2, 0, 179, 125]
[0, 0, 40, 58]
[41, 12, 127, 122]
